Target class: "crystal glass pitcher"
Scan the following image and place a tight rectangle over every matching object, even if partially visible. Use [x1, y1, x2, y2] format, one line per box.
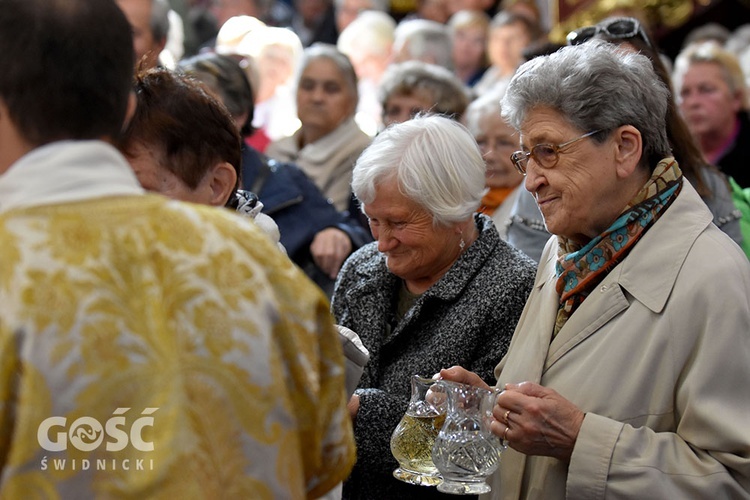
[431, 380, 504, 495]
[390, 375, 447, 486]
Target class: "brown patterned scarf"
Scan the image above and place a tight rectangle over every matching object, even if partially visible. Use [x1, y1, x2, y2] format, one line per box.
[554, 158, 683, 335]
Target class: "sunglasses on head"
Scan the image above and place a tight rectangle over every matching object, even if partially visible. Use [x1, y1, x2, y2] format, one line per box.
[566, 17, 652, 49]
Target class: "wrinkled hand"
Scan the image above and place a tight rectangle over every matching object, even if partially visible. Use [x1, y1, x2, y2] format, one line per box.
[491, 382, 584, 461]
[310, 228, 352, 279]
[435, 366, 491, 391]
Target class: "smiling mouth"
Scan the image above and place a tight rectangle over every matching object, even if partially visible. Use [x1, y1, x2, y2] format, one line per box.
[535, 195, 557, 209]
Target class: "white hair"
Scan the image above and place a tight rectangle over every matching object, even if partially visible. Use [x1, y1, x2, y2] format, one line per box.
[463, 85, 508, 136]
[237, 25, 303, 63]
[352, 114, 486, 225]
[337, 10, 395, 59]
[215, 15, 266, 55]
[393, 19, 453, 71]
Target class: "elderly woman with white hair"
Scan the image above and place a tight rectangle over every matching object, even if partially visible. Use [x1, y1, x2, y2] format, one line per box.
[332, 114, 537, 499]
[441, 40, 750, 498]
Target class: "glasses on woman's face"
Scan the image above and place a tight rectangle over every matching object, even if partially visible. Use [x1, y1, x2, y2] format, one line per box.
[566, 17, 652, 48]
[510, 130, 602, 175]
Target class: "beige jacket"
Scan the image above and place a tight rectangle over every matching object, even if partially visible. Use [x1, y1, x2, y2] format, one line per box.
[488, 180, 750, 499]
[266, 117, 371, 212]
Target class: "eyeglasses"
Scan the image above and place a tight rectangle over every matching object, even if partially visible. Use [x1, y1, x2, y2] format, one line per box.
[566, 17, 652, 49]
[510, 130, 602, 175]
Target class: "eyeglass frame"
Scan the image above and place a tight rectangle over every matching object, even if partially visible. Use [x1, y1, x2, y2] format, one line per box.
[566, 17, 652, 49]
[510, 129, 602, 175]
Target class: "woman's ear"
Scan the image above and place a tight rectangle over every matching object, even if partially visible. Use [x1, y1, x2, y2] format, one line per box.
[613, 125, 643, 179]
[207, 162, 238, 207]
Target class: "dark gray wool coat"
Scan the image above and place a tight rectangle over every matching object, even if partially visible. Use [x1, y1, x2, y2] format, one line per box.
[332, 213, 537, 500]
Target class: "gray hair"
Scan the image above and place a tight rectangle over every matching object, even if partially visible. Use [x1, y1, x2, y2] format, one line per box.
[673, 41, 748, 109]
[378, 60, 472, 119]
[352, 114, 485, 226]
[463, 85, 508, 136]
[501, 39, 671, 168]
[151, 0, 170, 43]
[393, 19, 454, 71]
[295, 43, 359, 100]
[681, 22, 731, 50]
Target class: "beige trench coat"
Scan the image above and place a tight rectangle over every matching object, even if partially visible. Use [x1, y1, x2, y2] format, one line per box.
[488, 180, 750, 499]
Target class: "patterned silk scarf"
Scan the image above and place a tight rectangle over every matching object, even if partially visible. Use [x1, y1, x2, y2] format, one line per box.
[554, 158, 683, 335]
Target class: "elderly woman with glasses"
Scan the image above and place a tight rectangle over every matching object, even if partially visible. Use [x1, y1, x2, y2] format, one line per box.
[440, 40, 750, 498]
[332, 114, 537, 499]
[570, 17, 743, 248]
[502, 16, 743, 262]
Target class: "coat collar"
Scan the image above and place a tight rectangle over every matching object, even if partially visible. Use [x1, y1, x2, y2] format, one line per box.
[426, 213, 500, 301]
[343, 214, 500, 341]
[609, 179, 712, 313]
[532, 180, 714, 364]
[347, 213, 499, 295]
[537, 179, 712, 313]
[275, 117, 364, 164]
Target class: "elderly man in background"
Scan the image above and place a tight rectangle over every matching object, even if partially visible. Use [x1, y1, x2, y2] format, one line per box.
[441, 40, 750, 498]
[0, 0, 354, 497]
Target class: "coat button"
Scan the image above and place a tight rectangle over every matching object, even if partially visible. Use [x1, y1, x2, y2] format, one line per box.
[600, 284, 608, 292]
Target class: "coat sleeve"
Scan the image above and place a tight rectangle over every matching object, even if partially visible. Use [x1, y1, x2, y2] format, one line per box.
[351, 388, 406, 477]
[566, 246, 750, 499]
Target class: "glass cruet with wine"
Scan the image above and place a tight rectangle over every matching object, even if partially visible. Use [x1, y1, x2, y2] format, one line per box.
[390, 374, 447, 486]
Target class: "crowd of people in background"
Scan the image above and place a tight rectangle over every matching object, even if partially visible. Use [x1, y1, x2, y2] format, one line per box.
[1, 0, 749, 498]
[137, 0, 750, 265]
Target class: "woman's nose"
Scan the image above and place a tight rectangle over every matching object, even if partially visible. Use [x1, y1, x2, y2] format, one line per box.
[376, 228, 398, 253]
[482, 146, 498, 165]
[524, 162, 545, 194]
[680, 90, 699, 108]
[312, 86, 328, 102]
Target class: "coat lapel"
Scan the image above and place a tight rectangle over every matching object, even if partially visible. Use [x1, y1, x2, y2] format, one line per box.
[547, 181, 713, 370]
[390, 214, 498, 343]
[546, 282, 630, 370]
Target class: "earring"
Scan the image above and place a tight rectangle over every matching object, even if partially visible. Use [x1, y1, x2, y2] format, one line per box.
[459, 238, 465, 251]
